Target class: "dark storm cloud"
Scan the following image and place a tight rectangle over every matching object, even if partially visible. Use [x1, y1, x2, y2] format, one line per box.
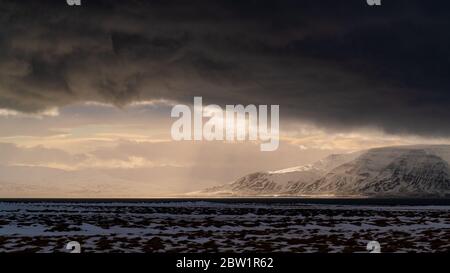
[1, 0, 450, 136]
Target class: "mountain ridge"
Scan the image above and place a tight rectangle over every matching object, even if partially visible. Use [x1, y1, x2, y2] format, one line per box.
[196, 145, 450, 198]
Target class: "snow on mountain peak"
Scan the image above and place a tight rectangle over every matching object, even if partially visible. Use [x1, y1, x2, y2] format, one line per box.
[268, 164, 315, 174]
[199, 145, 450, 197]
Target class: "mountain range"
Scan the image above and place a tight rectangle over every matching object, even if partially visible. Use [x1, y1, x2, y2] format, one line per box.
[196, 145, 450, 197]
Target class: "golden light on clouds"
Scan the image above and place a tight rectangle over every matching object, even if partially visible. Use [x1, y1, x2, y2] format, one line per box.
[0, 102, 449, 197]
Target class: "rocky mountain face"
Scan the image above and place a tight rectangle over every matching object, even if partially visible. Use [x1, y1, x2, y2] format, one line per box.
[200, 145, 450, 197]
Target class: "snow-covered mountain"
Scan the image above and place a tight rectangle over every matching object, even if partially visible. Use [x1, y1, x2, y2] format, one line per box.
[199, 145, 450, 197]
[200, 151, 361, 196]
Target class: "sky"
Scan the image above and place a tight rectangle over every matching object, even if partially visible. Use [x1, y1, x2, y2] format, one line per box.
[1, 0, 450, 197]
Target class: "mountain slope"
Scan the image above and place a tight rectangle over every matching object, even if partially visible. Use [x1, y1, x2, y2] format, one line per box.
[200, 151, 361, 196]
[199, 145, 450, 197]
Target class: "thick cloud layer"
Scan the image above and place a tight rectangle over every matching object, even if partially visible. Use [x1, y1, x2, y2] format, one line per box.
[1, 0, 450, 136]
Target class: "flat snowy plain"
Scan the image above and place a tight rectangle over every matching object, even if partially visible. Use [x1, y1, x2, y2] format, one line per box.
[0, 200, 449, 253]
